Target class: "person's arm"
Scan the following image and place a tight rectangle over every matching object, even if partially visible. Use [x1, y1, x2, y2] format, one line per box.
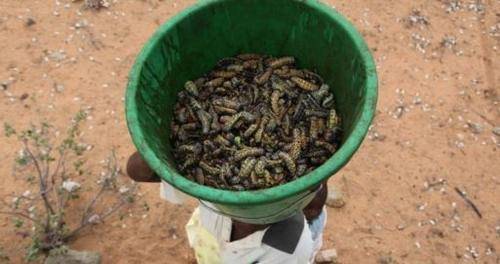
[303, 182, 327, 222]
[126, 151, 161, 182]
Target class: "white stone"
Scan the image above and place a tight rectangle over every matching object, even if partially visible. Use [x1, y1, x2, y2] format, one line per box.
[326, 186, 345, 208]
[62, 180, 81, 192]
[492, 127, 500, 136]
[315, 248, 338, 263]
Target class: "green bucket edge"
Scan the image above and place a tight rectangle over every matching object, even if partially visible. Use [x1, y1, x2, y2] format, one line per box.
[125, 0, 378, 206]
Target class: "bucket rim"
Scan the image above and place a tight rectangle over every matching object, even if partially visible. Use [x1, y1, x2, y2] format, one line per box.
[126, 0, 378, 205]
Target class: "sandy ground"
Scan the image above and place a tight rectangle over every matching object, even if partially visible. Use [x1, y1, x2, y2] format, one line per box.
[0, 0, 499, 263]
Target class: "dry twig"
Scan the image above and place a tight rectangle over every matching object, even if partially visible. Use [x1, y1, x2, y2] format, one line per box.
[454, 187, 482, 218]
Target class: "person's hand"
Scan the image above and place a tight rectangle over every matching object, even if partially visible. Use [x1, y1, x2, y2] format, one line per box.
[126, 151, 161, 182]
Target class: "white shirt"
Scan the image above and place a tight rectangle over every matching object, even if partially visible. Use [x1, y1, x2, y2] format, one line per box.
[160, 181, 322, 264]
[198, 203, 314, 264]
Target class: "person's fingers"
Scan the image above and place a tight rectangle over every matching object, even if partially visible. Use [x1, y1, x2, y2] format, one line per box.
[126, 151, 161, 182]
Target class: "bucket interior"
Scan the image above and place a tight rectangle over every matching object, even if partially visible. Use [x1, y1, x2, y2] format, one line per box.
[127, 0, 377, 205]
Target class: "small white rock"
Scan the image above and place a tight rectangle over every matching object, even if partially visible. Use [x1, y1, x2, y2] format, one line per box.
[49, 50, 66, 61]
[315, 248, 338, 263]
[119, 186, 130, 194]
[326, 186, 345, 208]
[62, 180, 81, 192]
[88, 214, 101, 224]
[413, 95, 422, 105]
[54, 83, 65, 93]
[74, 19, 88, 29]
[467, 122, 483, 134]
[492, 127, 500, 136]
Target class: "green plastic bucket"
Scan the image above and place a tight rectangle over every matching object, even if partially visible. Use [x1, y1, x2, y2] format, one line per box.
[126, 0, 378, 224]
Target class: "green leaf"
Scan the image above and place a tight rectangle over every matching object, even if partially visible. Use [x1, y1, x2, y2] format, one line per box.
[73, 110, 88, 123]
[15, 155, 30, 166]
[26, 175, 36, 183]
[0, 246, 9, 261]
[126, 195, 135, 203]
[3, 123, 16, 137]
[12, 197, 21, 209]
[14, 218, 24, 228]
[26, 240, 40, 262]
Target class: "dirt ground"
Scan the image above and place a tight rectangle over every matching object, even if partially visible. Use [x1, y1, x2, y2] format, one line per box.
[0, 0, 499, 263]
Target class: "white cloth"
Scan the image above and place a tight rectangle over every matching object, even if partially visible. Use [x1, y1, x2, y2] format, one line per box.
[159, 180, 190, 204]
[195, 203, 314, 264]
[309, 208, 327, 262]
[161, 181, 326, 264]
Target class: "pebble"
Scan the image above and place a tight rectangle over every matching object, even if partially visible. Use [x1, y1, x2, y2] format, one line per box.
[421, 104, 431, 112]
[19, 93, 29, 100]
[315, 248, 338, 263]
[22, 190, 31, 197]
[49, 50, 66, 62]
[368, 125, 386, 141]
[88, 214, 101, 224]
[412, 95, 422, 105]
[378, 255, 394, 264]
[492, 127, 500, 136]
[119, 186, 130, 194]
[75, 19, 88, 29]
[25, 17, 36, 27]
[467, 122, 483, 134]
[393, 105, 405, 119]
[326, 186, 345, 208]
[415, 241, 421, 249]
[369, 131, 386, 141]
[466, 245, 479, 259]
[62, 180, 81, 192]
